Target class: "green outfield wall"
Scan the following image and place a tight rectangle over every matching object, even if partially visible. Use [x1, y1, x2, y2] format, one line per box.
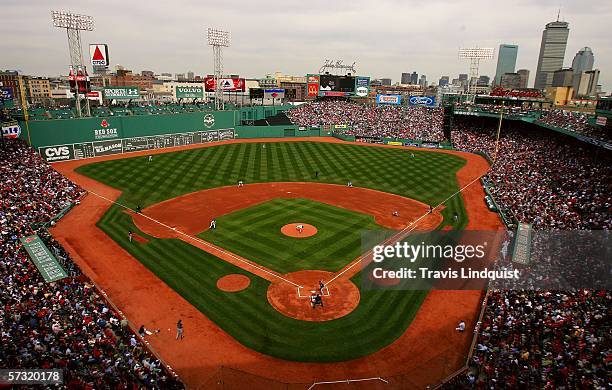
[20, 110, 237, 148]
[17, 105, 329, 162]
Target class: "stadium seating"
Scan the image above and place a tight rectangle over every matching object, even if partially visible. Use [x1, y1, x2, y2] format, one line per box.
[287, 101, 445, 141]
[0, 139, 183, 389]
[446, 117, 611, 387]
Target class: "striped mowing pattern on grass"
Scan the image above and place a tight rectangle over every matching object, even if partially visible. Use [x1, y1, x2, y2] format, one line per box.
[77, 141, 467, 361]
[199, 198, 388, 274]
[76, 142, 464, 210]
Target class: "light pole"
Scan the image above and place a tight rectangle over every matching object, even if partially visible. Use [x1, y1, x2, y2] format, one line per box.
[51, 10, 94, 117]
[458, 47, 494, 102]
[207, 28, 230, 111]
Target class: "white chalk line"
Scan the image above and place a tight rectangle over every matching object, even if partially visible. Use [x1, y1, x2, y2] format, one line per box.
[297, 286, 331, 298]
[86, 190, 304, 289]
[325, 172, 487, 286]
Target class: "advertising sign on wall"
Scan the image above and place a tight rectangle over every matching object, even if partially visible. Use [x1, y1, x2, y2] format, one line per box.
[20, 235, 68, 283]
[355, 77, 370, 97]
[307, 74, 320, 97]
[93, 119, 119, 140]
[0, 87, 14, 100]
[355, 135, 383, 144]
[376, 94, 402, 105]
[104, 87, 139, 100]
[204, 77, 245, 92]
[322, 91, 350, 97]
[93, 139, 123, 156]
[264, 89, 285, 99]
[39, 144, 75, 162]
[176, 86, 204, 99]
[38, 129, 235, 162]
[408, 96, 436, 107]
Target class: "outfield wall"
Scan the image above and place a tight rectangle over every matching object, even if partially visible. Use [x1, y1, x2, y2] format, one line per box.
[17, 106, 330, 162]
[20, 110, 237, 148]
[235, 125, 321, 138]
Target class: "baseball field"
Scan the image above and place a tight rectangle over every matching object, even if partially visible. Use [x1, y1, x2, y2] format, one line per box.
[51, 138, 501, 387]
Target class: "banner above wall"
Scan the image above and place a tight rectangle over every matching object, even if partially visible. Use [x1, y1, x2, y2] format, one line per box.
[104, 87, 140, 100]
[408, 96, 436, 107]
[376, 94, 402, 105]
[176, 86, 204, 99]
[204, 77, 245, 92]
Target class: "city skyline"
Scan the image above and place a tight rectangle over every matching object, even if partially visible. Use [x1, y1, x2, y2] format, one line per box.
[1, 0, 610, 91]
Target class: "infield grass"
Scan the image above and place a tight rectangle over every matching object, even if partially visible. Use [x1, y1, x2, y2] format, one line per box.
[199, 198, 388, 274]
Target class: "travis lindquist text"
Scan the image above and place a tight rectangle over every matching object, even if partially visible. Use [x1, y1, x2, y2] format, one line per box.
[371, 267, 520, 281]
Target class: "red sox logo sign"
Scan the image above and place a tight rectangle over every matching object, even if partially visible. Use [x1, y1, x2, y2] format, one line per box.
[203, 114, 215, 128]
[101, 119, 109, 128]
[24, 237, 36, 243]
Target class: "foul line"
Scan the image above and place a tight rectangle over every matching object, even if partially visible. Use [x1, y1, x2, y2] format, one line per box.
[297, 286, 331, 298]
[86, 190, 304, 289]
[325, 172, 487, 286]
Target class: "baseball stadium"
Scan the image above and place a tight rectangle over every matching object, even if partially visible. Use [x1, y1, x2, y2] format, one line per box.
[1, 3, 611, 390]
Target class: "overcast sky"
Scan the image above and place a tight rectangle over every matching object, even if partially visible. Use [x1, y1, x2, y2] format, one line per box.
[1, 0, 609, 90]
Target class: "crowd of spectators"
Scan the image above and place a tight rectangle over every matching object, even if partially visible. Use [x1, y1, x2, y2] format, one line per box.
[448, 289, 610, 389]
[537, 109, 610, 142]
[287, 100, 445, 141]
[0, 139, 183, 388]
[452, 118, 611, 230]
[445, 117, 611, 388]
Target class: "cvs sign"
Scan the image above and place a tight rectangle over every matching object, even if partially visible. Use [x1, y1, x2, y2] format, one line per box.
[39, 145, 74, 162]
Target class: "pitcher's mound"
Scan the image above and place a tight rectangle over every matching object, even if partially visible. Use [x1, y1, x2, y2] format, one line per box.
[281, 223, 317, 238]
[217, 274, 250, 292]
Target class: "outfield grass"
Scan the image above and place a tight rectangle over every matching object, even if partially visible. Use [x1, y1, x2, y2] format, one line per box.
[76, 141, 468, 361]
[76, 142, 465, 212]
[199, 198, 389, 274]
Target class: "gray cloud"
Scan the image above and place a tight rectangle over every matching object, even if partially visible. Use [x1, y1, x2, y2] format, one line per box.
[0, 0, 609, 90]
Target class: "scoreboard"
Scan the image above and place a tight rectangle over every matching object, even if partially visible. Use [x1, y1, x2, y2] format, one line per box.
[308, 74, 370, 98]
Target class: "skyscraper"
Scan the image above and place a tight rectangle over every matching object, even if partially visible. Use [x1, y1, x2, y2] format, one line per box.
[517, 69, 530, 88]
[438, 76, 449, 87]
[500, 73, 521, 89]
[410, 72, 418, 85]
[571, 47, 594, 91]
[494, 44, 518, 86]
[571, 47, 594, 73]
[552, 68, 574, 87]
[418, 75, 427, 87]
[401, 72, 411, 84]
[534, 20, 570, 89]
[575, 69, 600, 97]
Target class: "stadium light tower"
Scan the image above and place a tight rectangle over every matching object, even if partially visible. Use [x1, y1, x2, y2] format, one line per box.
[51, 10, 94, 117]
[207, 28, 231, 110]
[458, 47, 494, 99]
